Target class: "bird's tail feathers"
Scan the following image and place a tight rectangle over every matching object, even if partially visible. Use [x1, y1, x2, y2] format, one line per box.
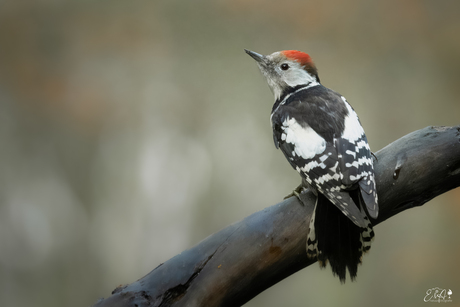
[306, 192, 374, 283]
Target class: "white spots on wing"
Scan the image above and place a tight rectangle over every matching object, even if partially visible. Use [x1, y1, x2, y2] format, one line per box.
[298, 160, 324, 173]
[329, 161, 338, 173]
[345, 161, 357, 168]
[349, 171, 369, 181]
[345, 157, 373, 169]
[328, 185, 341, 192]
[313, 172, 341, 185]
[344, 139, 370, 162]
[281, 117, 326, 159]
[345, 150, 356, 158]
[356, 140, 370, 150]
[341, 96, 365, 143]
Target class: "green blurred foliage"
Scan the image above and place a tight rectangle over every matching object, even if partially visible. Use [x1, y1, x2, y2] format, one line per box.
[0, 1, 459, 306]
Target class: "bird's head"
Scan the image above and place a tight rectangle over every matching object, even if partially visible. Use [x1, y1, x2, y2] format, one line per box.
[245, 49, 320, 101]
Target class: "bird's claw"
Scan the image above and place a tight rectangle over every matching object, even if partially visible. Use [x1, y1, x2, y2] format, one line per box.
[284, 184, 307, 205]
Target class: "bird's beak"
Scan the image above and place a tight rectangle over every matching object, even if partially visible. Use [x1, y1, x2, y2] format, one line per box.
[245, 49, 265, 63]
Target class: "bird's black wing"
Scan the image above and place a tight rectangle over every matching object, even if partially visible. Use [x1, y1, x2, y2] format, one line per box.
[271, 86, 378, 224]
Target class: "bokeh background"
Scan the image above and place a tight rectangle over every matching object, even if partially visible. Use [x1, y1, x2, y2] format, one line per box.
[1, 1, 459, 306]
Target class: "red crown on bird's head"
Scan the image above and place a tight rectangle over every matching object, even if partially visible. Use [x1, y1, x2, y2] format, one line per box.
[281, 50, 319, 81]
[281, 50, 313, 66]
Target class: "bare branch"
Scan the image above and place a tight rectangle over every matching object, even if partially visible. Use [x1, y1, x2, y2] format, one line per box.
[93, 126, 460, 307]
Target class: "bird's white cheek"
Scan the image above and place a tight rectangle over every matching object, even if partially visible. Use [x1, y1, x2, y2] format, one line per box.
[283, 69, 316, 88]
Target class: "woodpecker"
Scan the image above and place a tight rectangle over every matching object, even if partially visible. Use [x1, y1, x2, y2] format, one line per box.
[245, 49, 378, 282]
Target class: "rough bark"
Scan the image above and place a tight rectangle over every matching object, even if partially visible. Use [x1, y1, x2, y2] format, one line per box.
[93, 125, 460, 307]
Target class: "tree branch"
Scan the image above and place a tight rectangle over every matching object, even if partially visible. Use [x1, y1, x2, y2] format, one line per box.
[93, 126, 460, 307]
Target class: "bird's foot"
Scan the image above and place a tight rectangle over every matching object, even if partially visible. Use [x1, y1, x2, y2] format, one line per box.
[284, 184, 308, 205]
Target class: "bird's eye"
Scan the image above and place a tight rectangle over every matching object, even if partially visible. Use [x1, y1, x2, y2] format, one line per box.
[281, 63, 289, 71]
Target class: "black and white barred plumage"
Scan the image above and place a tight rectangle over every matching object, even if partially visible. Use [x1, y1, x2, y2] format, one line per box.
[246, 49, 378, 282]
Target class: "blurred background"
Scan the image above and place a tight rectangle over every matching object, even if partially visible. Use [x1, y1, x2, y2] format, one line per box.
[0, 1, 459, 306]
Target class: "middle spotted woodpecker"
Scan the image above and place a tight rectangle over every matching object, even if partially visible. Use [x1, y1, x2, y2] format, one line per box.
[245, 49, 378, 282]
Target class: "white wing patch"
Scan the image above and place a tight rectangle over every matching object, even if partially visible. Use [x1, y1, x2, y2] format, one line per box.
[341, 96, 365, 143]
[281, 117, 326, 160]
